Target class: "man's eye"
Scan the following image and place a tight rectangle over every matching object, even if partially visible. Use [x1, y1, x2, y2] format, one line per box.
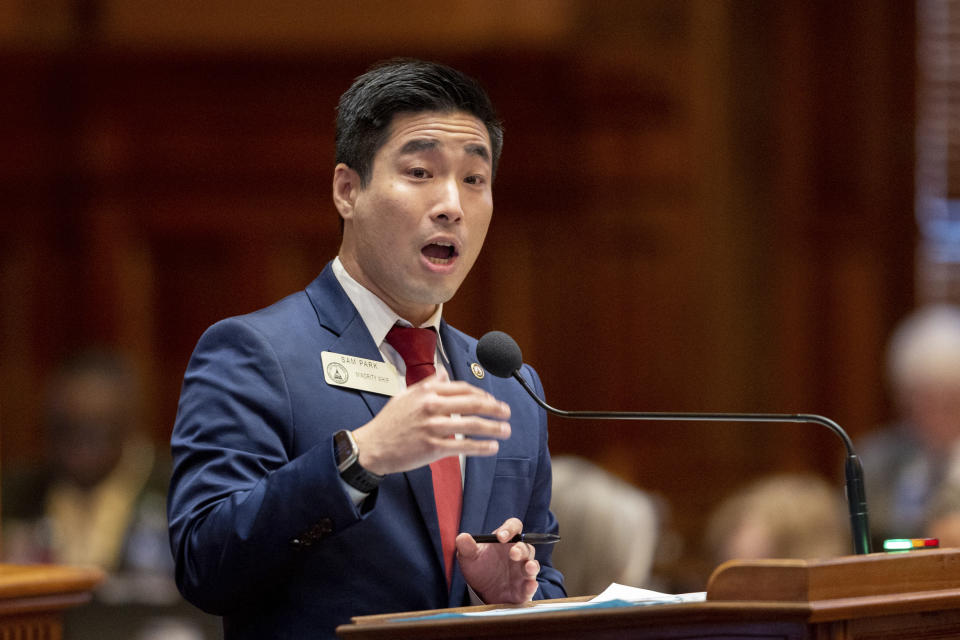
[410, 168, 429, 179]
[464, 175, 486, 185]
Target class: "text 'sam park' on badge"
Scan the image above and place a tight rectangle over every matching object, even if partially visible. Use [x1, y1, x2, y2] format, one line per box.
[321, 351, 403, 396]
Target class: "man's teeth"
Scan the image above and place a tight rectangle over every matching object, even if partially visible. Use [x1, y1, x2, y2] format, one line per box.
[424, 242, 455, 264]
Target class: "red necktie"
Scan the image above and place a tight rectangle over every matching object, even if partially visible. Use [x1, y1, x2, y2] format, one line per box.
[385, 325, 462, 587]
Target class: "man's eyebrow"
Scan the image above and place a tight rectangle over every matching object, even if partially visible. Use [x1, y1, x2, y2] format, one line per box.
[398, 138, 491, 164]
[399, 138, 439, 155]
[464, 143, 491, 164]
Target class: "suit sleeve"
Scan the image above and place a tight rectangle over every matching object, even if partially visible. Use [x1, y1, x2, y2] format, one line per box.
[522, 364, 567, 600]
[167, 318, 371, 614]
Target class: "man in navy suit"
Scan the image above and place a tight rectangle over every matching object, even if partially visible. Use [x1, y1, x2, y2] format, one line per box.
[167, 59, 566, 639]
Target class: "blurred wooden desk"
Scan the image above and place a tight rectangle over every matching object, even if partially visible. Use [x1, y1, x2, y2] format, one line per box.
[337, 549, 960, 639]
[0, 564, 104, 639]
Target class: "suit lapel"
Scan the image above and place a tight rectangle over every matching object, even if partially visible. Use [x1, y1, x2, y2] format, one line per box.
[330, 316, 393, 418]
[441, 323, 498, 538]
[307, 266, 391, 420]
[440, 323, 499, 602]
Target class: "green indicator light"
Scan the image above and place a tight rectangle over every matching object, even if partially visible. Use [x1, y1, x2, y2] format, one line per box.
[883, 539, 913, 551]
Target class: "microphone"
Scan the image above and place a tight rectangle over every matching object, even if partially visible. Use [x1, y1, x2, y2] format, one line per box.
[476, 330, 872, 555]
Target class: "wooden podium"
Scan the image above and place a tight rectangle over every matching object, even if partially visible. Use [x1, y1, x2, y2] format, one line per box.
[337, 549, 960, 639]
[0, 564, 104, 639]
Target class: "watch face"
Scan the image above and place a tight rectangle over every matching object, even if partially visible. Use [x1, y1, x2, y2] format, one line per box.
[334, 430, 357, 468]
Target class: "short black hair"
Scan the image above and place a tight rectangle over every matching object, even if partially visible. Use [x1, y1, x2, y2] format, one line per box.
[335, 58, 503, 186]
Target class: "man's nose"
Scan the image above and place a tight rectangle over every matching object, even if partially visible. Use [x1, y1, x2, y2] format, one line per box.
[432, 178, 464, 223]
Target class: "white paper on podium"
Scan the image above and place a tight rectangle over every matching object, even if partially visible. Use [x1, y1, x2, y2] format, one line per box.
[456, 584, 706, 618]
[592, 583, 706, 604]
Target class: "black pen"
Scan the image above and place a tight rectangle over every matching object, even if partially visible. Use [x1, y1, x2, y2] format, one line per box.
[471, 533, 561, 545]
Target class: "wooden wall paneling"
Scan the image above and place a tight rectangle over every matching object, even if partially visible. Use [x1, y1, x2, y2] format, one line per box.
[764, 0, 915, 440]
[809, 1, 910, 439]
[0, 224, 43, 467]
[2, 51, 93, 467]
[724, 1, 834, 481]
[80, 51, 347, 439]
[766, 1, 820, 424]
[97, 1, 579, 53]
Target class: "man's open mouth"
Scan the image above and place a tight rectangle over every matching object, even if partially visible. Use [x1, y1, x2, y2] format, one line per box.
[422, 242, 458, 265]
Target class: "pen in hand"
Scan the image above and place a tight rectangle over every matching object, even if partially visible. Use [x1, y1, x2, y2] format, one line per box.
[471, 533, 561, 545]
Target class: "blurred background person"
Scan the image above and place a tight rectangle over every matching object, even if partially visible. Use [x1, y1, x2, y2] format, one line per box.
[704, 473, 848, 565]
[857, 305, 960, 548]
[549, 455, 660, 596]
[1, 348, 218, 640]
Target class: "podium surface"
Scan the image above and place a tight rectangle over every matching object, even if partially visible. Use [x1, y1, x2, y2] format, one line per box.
[0, 563, 104, 638]
[337, 549, 960, 639]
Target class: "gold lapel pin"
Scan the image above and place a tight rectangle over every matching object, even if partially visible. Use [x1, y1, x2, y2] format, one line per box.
[470, 362, 485, 379]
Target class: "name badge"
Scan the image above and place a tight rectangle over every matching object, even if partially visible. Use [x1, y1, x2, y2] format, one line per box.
[321, 351, 402, 397]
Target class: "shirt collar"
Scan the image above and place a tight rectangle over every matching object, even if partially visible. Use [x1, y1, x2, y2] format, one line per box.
[332, 257, 449, 364]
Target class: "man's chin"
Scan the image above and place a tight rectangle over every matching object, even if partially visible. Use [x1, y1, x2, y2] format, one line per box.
[411, 275, 463, 305]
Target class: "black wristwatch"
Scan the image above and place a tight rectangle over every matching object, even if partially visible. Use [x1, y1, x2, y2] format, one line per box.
[333, 429, 384, 493]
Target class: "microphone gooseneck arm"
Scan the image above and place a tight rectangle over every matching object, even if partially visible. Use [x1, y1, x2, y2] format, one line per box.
[512, 371, 852, 447]
[510, 371, 871, 555]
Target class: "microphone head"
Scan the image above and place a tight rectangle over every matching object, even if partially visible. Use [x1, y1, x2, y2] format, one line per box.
[477, 331, 523, 378]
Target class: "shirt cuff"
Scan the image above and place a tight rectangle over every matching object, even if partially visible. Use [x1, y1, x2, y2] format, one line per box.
[341, 477, 370, 506]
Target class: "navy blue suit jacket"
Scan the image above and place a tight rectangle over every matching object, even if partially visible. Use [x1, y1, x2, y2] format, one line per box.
[167, 263, 565, 639]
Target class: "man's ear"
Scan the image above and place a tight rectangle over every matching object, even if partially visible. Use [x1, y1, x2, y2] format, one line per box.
[332, 163, 362, 218]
